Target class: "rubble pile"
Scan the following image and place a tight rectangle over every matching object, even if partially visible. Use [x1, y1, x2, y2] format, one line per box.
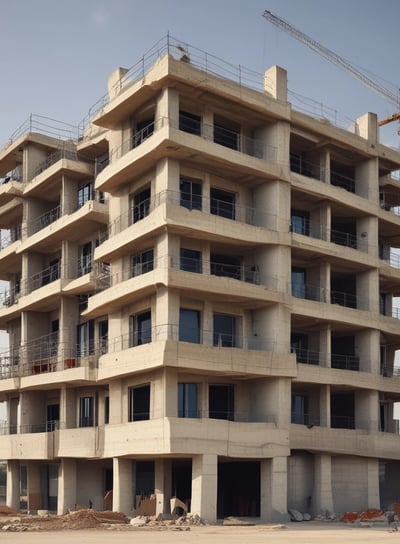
[0, 509, 207, 532]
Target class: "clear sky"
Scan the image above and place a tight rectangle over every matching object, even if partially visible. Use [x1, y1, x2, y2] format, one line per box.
[0, 0, 399, 148]
[0, 0, 399, 353]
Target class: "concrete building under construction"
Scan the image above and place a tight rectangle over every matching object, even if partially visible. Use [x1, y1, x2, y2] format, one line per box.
[0, 36, 400, 521]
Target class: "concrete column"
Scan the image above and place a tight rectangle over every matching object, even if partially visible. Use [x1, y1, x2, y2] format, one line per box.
[6, 460, 20, 510]
[319, 325, 330, 368]
[264, 65, 287, 102]
[27, 462, 41, 511]
[60, 386, 76, 429]
[356, 329, 380, 374]
[260, 457, 289, 522]
[355, 112, 378, 145]
[367, 458, 380, 508]
[191, 454, 217, 523]
[155, 459, 166, 516]
[57, 459, 77, 514]
[320, 385, 330, 427]
[357, 269, 379, 312]
[356, 390, 379, 432]
[112, 457, 133, 516]
[313, 454, 334, 515]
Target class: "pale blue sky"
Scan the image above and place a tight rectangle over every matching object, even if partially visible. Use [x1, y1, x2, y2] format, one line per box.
[0, 0, 399, 147]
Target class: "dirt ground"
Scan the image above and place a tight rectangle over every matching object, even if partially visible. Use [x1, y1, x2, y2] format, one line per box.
[1, 523, 399, 544]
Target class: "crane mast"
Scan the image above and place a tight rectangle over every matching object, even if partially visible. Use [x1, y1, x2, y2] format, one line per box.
[262, 10, 400, 127]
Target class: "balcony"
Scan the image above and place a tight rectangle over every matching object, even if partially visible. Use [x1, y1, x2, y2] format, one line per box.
[29, 205, 61, 235]
[25, 261, 60, 294]
[291, 218, 368, 253]
[95, 115, 279, 193]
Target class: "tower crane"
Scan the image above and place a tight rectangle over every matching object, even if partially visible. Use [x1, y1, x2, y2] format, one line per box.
[262, 9, 400, 128]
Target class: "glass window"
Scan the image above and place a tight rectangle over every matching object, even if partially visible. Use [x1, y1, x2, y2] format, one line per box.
[104, 396, 109, 424]
[79, 396, 94, 427]
[213, 118, 239, 150]
[213, 314, 236, 347]
[99, 320, 108, 354]
[180, 178, 202, 211]
[128, 384, 150, 421]
[291, 267, 306, 298]
[131, 187, 151, 224]
[291, 210, 310, 236]
[130, 311, 152, 346]
[78, 242, 92, 276]
[209, 384, 234, 420]
[179, 111, 201, 135]
[291, 394, 307, 424]
[132, 249, 154, 277]
[78, 182, 93, 208]
[179, 309, 200, 343]
[210, 188, 235, 219]
[77, 320, 95, 357]
[180, 248, 202, 273]
[178, 383, 199, 418]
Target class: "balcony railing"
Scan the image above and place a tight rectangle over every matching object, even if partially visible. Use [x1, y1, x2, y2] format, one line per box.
[291, 219, 367, 252]
[292, 347, 320, 365]
[106, 189, 278, 241]
[0, 225, 21, 250]
[106, 324, 287, 354]
[29, 205, 61, 235]
[0, 285, 20, 309]
[33, 148, 80, 179]
[24, 261, 61, 294]
[331, 353, 360, 371]
[291, 412, 321, 426]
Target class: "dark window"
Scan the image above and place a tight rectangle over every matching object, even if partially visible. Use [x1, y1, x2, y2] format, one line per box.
[132, 117, 155, 148]
[79, 396, 94, 427]
[130, 311, 152, 346]
[213, 314, 236, 347]
[210, 254, 241, 279]
[291, 210, 310, 235]
[78, 242, 92, 276]
[132, 249, 154, 277]
[291, 267, 306, 298]
[104, 396, 109, 424]
[179, 111, 201, 135]
[179, 309, 200, 343]
[131, 187, 151, 224]
[210, 188, 235, 219]
[213, 118, 239, 150]
[77, 320, 94, 357]
[180, 248, 202, 273]
[99, 320, 108, 354]
[78, 182, 93, 208]
[209, 384, 234, 420]
[331, 336, 359, 371]
[47, 404, 59, 431]
[128, 384, 150, 421]
[178, 383, 199, 418]
[291, 394, 308, 424]
[180, 178, 202, 211]
[42, 259, 60, 286]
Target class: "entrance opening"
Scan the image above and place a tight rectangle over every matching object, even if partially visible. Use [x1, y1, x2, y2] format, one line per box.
[172, 460, 192, 513]
[217, 461, 260, 518]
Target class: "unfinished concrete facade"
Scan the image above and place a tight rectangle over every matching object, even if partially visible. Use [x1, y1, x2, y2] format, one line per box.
[0, 37, 400, 521]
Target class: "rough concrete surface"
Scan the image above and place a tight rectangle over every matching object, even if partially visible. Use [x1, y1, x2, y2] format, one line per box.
[1, 523, 399, 544]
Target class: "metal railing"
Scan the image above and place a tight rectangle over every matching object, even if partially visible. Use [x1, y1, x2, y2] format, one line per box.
[29, 205, 61, 235]
[106, 324, 286, 354]
[4, 114, 79, 150]
[292, 347, 321, 365]
[291, 219, 368, 252]
[331, 354, 360, 371]
[24, 261, 60, 294]
[105, 189, 278, 241]
[33, 147, 80, 179]
[291, 412, 321, 426]
[0, 225, 21, 250]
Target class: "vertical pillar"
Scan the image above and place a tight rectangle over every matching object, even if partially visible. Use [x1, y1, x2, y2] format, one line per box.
[6, 460, 20, 510]
[190, 454, 217, 522]
[57, 459, 77, 514]
[260, 457, 289, 522]
[27, 462, 41, 512]
[320, 385, 330, 427]
[112, 457, 133, 516]
[155, 458, 173, 516]
[367, 458, 380, 508]
[313, 454, 334, 515]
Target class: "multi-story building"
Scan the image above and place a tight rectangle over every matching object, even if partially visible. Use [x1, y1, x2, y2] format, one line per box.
[0, 36, 400, 522]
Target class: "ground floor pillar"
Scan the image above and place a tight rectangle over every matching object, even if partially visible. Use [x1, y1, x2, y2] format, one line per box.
[112, 457, 133, 516]
[57, 459, 77, 515]
[313, 454, 334, 515]
[190, 454, 217, 523]
[367, 458, 380, 508]
[155, 458, 172, 516]
[26, 462, 41, 512]
[6, 460, 20, 510]
[260, 456, 289, 522]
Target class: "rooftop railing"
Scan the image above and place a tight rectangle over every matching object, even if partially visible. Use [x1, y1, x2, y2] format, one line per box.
[4, 114, 79, 150]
